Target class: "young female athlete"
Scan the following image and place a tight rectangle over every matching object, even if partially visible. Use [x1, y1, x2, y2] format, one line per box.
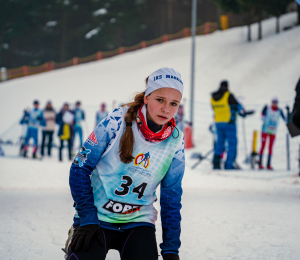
[65, 67, 185, 260]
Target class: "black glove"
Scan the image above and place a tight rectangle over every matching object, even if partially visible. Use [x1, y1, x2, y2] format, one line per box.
[244, 110, 255, 116]
[70, 224, 104, 251]
[163, 253, 180, 260]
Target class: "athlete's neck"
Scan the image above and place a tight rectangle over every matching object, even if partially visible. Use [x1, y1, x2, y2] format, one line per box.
[147, 119, 162, 133]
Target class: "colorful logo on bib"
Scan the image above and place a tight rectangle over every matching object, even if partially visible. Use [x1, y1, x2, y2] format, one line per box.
[134, 152, 150, 169]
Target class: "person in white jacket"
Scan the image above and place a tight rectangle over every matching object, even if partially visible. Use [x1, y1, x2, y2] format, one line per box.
[41, 101, 56, 157]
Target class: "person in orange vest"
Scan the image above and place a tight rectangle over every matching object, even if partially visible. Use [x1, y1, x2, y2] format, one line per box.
[211, 80, 246, 169]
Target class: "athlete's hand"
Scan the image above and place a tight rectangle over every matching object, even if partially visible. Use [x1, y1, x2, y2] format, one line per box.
[163, 253, 180, 260]
[70, 224, 104, 251]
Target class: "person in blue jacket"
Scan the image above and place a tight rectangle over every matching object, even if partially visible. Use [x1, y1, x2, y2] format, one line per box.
[21, 100, 45, 158]
[211, 80, 246, 169]
[65, 68, 185, 260]
[95, 102, 108, 127]
[73, 101, 85, 149]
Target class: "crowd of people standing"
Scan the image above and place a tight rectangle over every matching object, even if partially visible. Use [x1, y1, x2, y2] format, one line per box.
[19, 100, 108, 161]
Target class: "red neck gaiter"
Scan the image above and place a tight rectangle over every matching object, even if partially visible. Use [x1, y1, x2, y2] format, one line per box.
[136, 105, 176, 142]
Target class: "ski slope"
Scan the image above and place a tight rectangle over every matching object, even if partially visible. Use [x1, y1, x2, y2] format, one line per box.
[0, 12, 299, 135]
[0, 13, 300, 260]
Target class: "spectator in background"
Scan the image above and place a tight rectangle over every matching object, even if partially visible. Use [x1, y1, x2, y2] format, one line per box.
[73, 101, 85, 148]
[19, 108, 30, 154]
[56, 103, 74, 162]
[95, 102, 108, 127]
[41, 101, 56, 157]
[174, 104, 184, 131]
[258, 97, 286, 170]
[21, 100, 45, 158]
[211, 80, 246, 170]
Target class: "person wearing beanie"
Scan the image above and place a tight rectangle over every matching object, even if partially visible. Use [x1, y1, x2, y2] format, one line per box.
[211, 80, 246, 169]
[21, 100, 46, 158]
[65, 68, 185, 260]
[174, 104, 184, 132]
[73, 101, 85, 149]
[56, 103, 74, 162]
[258, 97, 286, 170]
[41, 101, 56, 157]
[95, 102, 108, 127]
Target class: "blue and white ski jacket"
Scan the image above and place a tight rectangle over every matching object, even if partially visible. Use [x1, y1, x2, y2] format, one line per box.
[21, 108, 45, 128]
[74, 108, 85, 127]
[69, 107, 185, 256]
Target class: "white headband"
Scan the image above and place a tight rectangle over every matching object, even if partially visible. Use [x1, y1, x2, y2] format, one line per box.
[145, 67, 184, 96]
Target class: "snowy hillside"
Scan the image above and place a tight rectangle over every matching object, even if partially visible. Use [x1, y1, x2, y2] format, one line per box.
[0, 12, 299, 135]
[1, 12, 299, 171]
[0, 13, 300, 260]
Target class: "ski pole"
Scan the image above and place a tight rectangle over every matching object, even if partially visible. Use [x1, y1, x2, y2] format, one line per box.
[191, 149, 214, 169]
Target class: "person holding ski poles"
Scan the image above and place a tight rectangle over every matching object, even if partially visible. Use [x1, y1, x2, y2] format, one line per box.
[21, 100, 45, 158]
[65, 68, 185, 260]
[258, 97, 286, 170]
[211, 80, 247, 170]
[19, 108, 30, 154]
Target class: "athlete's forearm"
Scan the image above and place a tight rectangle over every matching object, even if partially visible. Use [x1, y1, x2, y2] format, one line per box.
[160, 184, 183, 255]
[160, 139, 185, 255]
[69, 165, 99, 226]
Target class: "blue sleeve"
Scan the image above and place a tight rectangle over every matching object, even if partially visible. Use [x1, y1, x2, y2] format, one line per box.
[69, 108, 124, 226]
[160, 136, 185, 256]
[56, 112, 62, 124]
[82, 110, 85, 120]
[262, 105, 267, 116]
[40, 112, 46, 127]
[20, 111, 29, 125]
[280, 109, 287, 122]
[237, 103, 246, 117]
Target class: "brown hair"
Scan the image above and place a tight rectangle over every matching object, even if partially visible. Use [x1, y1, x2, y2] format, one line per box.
[119, 77, 149, 163]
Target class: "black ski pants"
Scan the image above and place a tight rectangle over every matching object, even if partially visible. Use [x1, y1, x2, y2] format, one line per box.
[59, 139, 72, 161]
[41, 130, 54, 156]
[67, 226, 158, 260]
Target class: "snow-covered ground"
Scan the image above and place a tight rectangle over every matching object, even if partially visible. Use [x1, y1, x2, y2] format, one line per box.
[0, 13, 300, 260]
[1, 146, 300, 260]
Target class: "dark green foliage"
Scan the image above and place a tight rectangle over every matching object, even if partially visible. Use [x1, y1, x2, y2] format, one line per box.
[0, 0, 144, 68]
[0, 0, 219, 69]
[209, 0, 242, 13]
[209, 0, 292, 40]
